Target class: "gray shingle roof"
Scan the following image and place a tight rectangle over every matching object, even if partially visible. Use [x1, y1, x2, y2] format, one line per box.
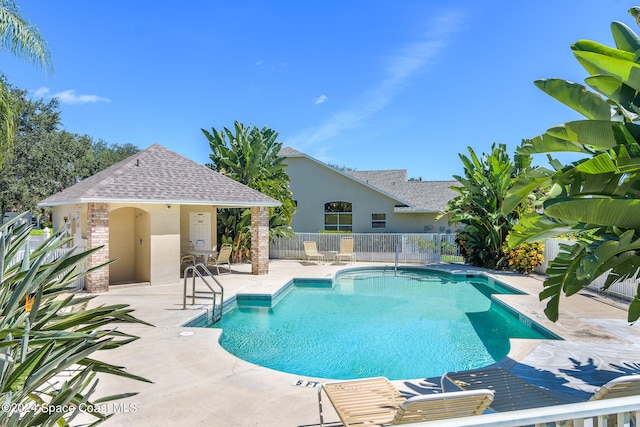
[278, 147, 304, 156]
[39, 144, 281, 207]
[280, 147, 458, 212]
[346, 170, 458, 212]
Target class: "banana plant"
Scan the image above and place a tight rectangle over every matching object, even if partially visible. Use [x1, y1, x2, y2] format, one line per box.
[202, 121, 296, 261]
[440, 143, 533, 269]
[504, 11, 640, 322]
[0, 213, 152, 426]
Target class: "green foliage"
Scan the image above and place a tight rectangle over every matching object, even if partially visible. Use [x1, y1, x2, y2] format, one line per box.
[0, 0, 53, 167]
[504, 9, 640, 322]
[440, 143, 533, 269]
[0, 214, 151, 426]
[0, 80, 139, 215]
[0, 1, 52, 73]
[202, 121, 295, 262]
[500, 239, 545, 274]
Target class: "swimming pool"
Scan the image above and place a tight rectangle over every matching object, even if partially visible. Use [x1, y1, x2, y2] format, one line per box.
[207, 268, 557, 380]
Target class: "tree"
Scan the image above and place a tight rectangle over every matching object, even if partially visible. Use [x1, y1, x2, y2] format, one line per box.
[0, 214, 151, 426]
[0, 0, 53, 165]
[440, 143, 533, 269]
[202, 121, 295, 262]
[504, 9, 640, 322]
[0, 82, 140, 218]
[87, 140, 139, 176]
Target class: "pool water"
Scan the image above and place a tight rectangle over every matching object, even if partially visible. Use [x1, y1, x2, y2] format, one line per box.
[210, 269, 555, 380]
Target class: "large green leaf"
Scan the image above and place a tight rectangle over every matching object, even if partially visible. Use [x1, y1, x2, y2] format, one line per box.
[573, 39, 636, 61]
[573, 49, 640, 93]
[544, 197, 640, 228]
[574, 153, 619, 174]
[534, 78, 611, 120]
[508, 211, 579, 247]
[546, 120, 637, 149]
[501, 167, 553, 214]
[585, 75, 640, 114]
[518, 133, 594, 155]
[577, 230, 640, 280]
[611, 21, 640, 53]
[540, 243, 589, 321]
[630, 287, 640, 322]
[572, 39, 636, 77]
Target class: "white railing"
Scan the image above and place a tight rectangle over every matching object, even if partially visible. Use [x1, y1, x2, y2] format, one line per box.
[11, 238, 86, 291]
[270, 233, 462, 263]
[410, 394, 640, 426]
[536, 239, 638, 301]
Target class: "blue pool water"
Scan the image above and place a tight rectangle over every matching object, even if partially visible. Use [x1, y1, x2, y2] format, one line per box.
[210, 269, 556, 380]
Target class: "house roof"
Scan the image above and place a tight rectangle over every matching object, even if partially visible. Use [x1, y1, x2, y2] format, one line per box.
[280, 147, 458, 213]
[39, 144, 281, 207]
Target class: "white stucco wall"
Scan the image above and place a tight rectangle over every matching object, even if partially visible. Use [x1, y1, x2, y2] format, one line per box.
[285, 156, 453, 233]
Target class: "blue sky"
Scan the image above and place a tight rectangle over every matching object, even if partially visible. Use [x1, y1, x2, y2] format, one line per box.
[1, 1, 634, 180]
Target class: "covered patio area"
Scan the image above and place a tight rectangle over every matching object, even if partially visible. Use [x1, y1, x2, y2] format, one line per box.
[38, 144, 280, 292]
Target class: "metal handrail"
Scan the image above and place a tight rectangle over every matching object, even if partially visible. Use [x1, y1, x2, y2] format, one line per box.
[182, 263, 225, 324]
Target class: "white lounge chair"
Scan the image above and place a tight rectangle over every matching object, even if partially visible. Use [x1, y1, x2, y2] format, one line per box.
[206, 243, 232, 274]
[591, 374, 640, 401]
[318, 376, 493, 426]
[335, 237, 356, 263]
[303, 241, 325, 263]
[441, 368, 564, 412]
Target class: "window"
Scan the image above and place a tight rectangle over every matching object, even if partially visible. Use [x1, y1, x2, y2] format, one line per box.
[324, 201, 352, 231]
[371, 213, 386, 229]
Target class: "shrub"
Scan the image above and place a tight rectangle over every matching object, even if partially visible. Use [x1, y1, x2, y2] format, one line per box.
[0, 214, 152, 426]
[501, 238, 544, 273]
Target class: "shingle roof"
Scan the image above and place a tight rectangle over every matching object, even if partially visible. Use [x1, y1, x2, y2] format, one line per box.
[278, 147, 304, 156]
[280, 147, 458, 212]
[39, 144, 281, 207]
[346, 170, 458, 212]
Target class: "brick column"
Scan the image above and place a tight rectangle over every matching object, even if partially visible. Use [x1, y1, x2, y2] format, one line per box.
[251, 206, 269, 275]
[86, 202, 110, 292]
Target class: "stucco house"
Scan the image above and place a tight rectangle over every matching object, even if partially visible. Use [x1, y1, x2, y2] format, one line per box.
[280, 147, 458, 233]
[38, 144, 280, 292]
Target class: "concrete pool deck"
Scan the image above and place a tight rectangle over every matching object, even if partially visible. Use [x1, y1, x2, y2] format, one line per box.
[86, 260, 640, 427]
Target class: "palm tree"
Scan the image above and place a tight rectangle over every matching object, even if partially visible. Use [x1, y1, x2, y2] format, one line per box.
[202, 121, 295, 262]
[504, 9, 640, 322]
[0, 0, 53, 165]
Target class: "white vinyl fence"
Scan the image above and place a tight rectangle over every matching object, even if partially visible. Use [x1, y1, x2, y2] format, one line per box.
[10, 237, 86, 291]
[270, 233, 462, 264]
[535, 238, 638, 300]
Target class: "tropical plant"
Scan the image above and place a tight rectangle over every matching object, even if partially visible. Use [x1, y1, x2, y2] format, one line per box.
[0, 213, 151, 426]
[440, 143, 533, 269]
[504, 8, 640, 322]
[202, 121, 295, 262]
[0, 0, 53, 166]
[501, 238, 544, 274]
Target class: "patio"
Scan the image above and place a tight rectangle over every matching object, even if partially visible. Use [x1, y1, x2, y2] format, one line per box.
[85, 260, 640, 426]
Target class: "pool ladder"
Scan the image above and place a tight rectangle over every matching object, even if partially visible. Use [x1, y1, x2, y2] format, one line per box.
[183, 263, 225, 325]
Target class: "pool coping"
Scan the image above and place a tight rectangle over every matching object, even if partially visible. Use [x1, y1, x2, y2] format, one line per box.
[86, 260, 635, 427]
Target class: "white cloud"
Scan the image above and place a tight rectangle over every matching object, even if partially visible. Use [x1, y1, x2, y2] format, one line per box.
[31, 87, 111, 105]
[314, 94, 328, 105]
[33, 87, 51, 98]
[289, 10, 463, 149]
